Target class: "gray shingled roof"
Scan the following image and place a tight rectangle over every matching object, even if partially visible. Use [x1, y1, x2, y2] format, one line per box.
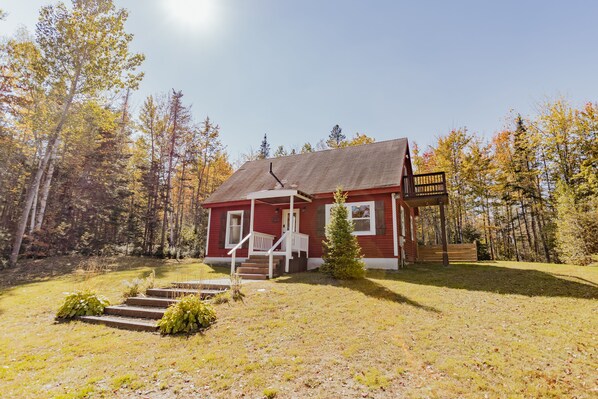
[204, 138, 408, 204]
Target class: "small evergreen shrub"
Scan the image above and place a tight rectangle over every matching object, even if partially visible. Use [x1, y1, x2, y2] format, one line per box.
[56, 291, 110, 319]
[321, 187, 366, 279]
[157, 295, 216, 334]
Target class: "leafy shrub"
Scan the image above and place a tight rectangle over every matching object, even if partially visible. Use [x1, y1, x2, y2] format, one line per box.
[56, 291, 110, 319]
[157, 295, 216, 334]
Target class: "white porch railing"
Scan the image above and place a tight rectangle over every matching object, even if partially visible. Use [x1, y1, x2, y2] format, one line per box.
[252, 232, 274, 252]
[266, 231, 288, 279]
[227, 231, 309, 278]
[291, 232, 309, 257]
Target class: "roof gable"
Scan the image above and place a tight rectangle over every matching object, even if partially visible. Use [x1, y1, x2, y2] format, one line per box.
[204, 138, 409, 204]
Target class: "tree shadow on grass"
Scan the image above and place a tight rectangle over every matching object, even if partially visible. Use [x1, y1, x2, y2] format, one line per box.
[0, 256, 225, 290]
[274, 272, 440, 313]
[366, 263, 598, 299]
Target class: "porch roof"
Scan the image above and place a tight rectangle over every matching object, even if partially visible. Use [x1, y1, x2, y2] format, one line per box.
[246, 189, 313, 204]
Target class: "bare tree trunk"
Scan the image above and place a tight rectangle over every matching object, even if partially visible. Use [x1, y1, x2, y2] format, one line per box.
[10, 138, 56, 266]
[9, 71, 79, 267]
[29, 178, 39, 234]
[35, 142, 59, 231]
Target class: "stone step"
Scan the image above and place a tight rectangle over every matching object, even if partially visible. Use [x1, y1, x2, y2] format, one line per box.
[146, 288, 223, 299]
[126, 296, 179, 307]
[104, 305, 165, 319]
[237, 273, 269, 280]
[171, 282, 231, 290]
[78, 315, 158, 332]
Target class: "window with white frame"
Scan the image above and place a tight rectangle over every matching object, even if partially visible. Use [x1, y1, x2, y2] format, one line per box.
[410, 215, 415, 241]
[225, 210, 243, 248]
[325, 201, 376, 235]
[400, 206, 405, 237]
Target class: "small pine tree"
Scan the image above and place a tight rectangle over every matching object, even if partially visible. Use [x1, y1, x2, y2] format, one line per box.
[327, 124, 346, 148]
[259, 134, 270, 159]
[321, 187, 366, 279]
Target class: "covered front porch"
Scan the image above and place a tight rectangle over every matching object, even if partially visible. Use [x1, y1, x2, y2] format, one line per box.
[227, 189, 313, 279]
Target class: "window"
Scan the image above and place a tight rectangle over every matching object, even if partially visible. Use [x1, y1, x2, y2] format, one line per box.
[400, 206, 405, 237]
[225, 211, 243, 248]
[410, 215, 415, 241]
[325, 201, 376, 235]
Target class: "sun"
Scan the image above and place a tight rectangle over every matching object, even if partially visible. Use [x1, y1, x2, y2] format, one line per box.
[162, 0, 218, 33]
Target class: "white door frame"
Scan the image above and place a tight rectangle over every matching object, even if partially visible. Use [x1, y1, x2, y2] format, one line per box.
[281, 209, 300, 251]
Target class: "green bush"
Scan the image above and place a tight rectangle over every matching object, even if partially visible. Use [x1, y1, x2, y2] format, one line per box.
[56, 291, 110, 319]
[157, 295, 216, 334]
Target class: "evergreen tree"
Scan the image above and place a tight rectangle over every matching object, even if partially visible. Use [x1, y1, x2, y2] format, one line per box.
[258, 134, 270, 159]
[327, 124, 346, 148]
[321, 187, 366, 279]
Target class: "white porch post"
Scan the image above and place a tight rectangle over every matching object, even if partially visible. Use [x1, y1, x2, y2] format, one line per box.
[248, 198, 255, 255]
[205, 208, 211, 256]
[286, 194, 294, 273]
[392, 193, 398, 257]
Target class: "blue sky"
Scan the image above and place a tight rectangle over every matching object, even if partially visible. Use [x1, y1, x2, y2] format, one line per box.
[2, 0, 597, 161]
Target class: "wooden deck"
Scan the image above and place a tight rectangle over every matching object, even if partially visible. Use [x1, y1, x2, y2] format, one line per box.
[402, 172, 449, 207]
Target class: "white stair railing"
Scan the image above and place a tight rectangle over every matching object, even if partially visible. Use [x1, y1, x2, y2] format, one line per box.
[227, 233, 252, 274]
[266, 231, 288, 279]
[291, 233, 309, 257]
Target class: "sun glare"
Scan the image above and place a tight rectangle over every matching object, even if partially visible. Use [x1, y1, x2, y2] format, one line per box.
[163, 0, 218, 33]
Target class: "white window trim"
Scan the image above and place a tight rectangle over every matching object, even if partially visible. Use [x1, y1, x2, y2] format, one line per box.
[325, 201, 376, 236]
[224, 210, 244, 249]
[400, 206, 406, 237]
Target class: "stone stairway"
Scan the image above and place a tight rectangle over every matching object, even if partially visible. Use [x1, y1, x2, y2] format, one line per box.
[237, 254, 284, 280]
[78, 281, 229, 332]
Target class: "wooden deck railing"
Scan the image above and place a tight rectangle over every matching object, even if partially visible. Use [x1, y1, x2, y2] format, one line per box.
[403, 172, 447, 198]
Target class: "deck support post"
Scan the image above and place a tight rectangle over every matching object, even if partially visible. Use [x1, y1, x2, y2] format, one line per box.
[286, 195, 294, 273]
[439, 199, 449, 267]
[248, 198, 255, 256]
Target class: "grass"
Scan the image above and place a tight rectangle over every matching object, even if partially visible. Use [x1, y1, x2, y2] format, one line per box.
[1, 257, 597, 398]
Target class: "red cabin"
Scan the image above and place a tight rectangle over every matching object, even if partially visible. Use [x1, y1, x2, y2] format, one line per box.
[202, 138, 448, 279]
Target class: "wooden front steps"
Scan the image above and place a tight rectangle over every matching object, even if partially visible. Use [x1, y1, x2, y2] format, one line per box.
[237, 255, 284, 280]
[78, 282, 229, 332]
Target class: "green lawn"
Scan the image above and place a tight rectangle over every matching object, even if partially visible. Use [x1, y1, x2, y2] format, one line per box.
[1, 257, 596, 398]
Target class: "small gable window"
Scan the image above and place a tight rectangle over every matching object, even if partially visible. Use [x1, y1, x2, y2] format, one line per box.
[325, 201, 376, 236]
[225, 211, 244, 248]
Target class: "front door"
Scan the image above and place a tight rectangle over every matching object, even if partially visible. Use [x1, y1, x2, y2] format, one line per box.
[281, 209, 300, 250]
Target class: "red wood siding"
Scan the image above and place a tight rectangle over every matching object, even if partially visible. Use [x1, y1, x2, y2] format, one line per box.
[207, 191, 419, 261]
